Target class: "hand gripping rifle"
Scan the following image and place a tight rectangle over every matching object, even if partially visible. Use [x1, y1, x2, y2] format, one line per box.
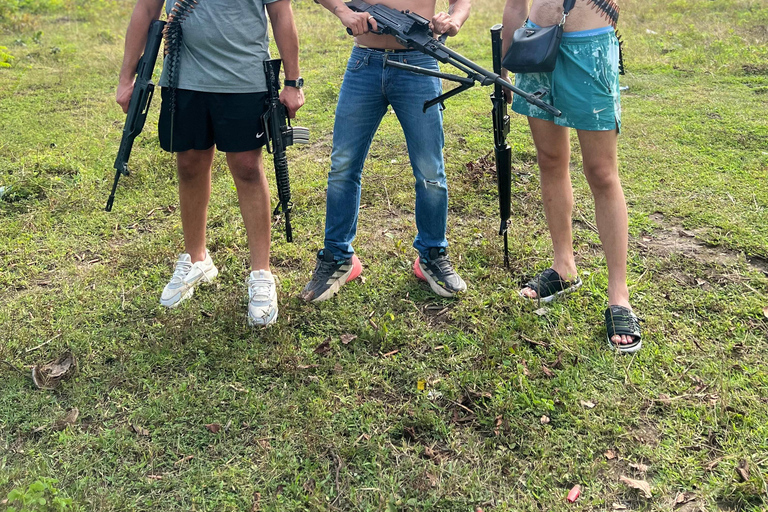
[345, 0, 561, 266]
[106, 19, 165, 212]
[262, 59, 310, 243]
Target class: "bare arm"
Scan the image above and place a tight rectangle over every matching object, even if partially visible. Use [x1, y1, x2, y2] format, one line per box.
[116, 0, 164, 113]
[315, 0, 378, 36]
[267, 0, 305, 118]
[432, 0, 471, 38]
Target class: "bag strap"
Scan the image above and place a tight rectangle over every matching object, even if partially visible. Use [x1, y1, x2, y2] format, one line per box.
[560, 0, 576, 25]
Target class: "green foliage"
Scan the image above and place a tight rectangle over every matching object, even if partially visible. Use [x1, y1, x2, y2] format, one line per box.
[0, 0, 767, 511]
[4, 479, 73, 512]
[0, 44, 12, 66]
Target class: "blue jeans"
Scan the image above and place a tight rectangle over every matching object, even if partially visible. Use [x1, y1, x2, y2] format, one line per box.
[324, 46, 449, 261]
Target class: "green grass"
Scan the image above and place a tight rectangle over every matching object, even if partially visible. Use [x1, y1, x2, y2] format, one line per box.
[1, 0, 767, 511]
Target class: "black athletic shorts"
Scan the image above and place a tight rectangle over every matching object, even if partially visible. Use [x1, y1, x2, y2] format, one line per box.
[158, 88, 269, 153]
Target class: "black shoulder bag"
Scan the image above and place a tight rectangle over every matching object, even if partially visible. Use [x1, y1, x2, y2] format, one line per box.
[502, 0, 576, 74]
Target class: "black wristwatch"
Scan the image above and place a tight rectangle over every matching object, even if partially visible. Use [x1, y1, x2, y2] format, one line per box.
[283, 78, 304, 89]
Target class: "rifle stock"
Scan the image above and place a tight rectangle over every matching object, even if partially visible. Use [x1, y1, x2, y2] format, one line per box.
[106, 19, 165, 212]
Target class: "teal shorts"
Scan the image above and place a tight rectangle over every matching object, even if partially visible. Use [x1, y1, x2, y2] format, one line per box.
[511, 22, 622, 132]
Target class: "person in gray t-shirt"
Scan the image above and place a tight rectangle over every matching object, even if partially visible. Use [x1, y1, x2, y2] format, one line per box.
[116, 0, 304, 327]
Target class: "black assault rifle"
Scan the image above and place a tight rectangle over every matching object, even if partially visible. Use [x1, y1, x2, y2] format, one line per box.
[106, 19, 165, 212]
[262, 59, 310, 243]
[345, 0, 558, 266]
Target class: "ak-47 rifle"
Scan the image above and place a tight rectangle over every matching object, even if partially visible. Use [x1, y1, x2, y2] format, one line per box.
[262, 59, 310, 243]
[106, 19, 165, 212]
[345, 0, 561, 266]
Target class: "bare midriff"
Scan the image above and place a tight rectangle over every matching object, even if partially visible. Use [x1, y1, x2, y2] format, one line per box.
[529, 0, 616, 32]
[353, 0, 438, 49]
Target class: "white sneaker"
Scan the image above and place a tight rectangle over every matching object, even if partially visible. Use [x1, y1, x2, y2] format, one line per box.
[247, 269, 278, 327]
[160, 251, 219, 308]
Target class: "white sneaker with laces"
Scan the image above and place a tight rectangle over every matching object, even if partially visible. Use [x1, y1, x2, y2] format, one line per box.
[160, 251, 219, 308]
[247, 269, 278, 327]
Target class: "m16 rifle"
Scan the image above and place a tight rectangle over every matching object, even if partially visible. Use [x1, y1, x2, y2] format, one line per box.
[105, 19, 165, 212]
[105, 20, 165, 212]
[262, 59, 310, 243]
[345, 0, 561, 266]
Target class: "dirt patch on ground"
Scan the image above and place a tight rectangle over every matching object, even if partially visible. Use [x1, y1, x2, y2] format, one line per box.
[636, 214, 767, 275]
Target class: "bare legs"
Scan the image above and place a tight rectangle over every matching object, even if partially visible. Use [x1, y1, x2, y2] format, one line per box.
[176, 147, 270, 270]
[520, 117, 635, 345]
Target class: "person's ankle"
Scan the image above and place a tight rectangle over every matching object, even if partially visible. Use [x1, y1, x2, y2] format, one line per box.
[552, 260, 578, 281]
[607, 287, 631, 309]
[187, 249, 208, 263]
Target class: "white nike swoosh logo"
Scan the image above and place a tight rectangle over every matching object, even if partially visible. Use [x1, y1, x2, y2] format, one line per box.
[256, 132, 265, 138]
[593, 108, 607, 114]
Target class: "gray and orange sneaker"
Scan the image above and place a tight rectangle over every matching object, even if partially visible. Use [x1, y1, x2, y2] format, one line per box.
[413, 247, 466, 298]
[300, 249, 363, 302]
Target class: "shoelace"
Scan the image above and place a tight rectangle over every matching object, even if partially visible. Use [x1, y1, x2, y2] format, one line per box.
[170, 259, 192, 283]
[249, 278, 274, 301]
[430, 255, 457, 277]
[312, 258, 337, 283]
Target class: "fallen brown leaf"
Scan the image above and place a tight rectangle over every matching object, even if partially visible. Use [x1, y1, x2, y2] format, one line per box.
[675, 492, 696, 505]
[250, 492, 261, 512]
[542, 365, 555, 378]
[611, 504, 627, 510]
[762, 306, 768, 319]
[629, 462, 649, 473]
[736, 459, 750, 481]
[314, 338, 331, 355]
[148, 475, 163, 481]
[340, 334, 357, 345]
[619, 475, 652, 498]
[605, 449, 617, 460]
[580, 400, 596, 409]
[131, 424, 150, 436]
[52, 408, 79, 431]
[31, 350, 77, 390]
[205, 423, 222, 434]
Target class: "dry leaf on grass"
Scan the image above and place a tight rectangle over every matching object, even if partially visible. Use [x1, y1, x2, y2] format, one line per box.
[340, 334, 357, 345]
[612, 504, 627, 510]
[52, 408, 79, 431]
[762, 306, 768, 319]
[630, 462, 649, 473]
[314, 338, 331, 355]
[250, 492, 261, 512]
[736, 459, 750, 481]
[205, 423, 222, 433]
[619, 475, 652, 498]
[675, 492, 696, 505]
[605, 450, 617, 460]
[131, 424, 150, 437]
[31, 350, 77, 390]
[580, 400, 596, 409]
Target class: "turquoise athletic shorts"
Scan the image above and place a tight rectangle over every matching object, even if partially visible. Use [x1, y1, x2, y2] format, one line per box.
[511, 22, 622, 132]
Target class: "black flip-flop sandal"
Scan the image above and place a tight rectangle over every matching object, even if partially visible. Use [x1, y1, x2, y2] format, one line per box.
[605, 305, 642, 353]
[519, 268, 582, 303]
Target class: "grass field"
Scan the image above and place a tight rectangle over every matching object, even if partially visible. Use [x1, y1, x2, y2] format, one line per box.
[1, 0, 767, 510]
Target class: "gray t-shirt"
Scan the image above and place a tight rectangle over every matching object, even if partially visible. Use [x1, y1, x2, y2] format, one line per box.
[158, 0, 278, 93]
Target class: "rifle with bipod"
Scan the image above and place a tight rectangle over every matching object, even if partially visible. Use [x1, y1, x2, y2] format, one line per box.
[345, 0, 560, 265]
